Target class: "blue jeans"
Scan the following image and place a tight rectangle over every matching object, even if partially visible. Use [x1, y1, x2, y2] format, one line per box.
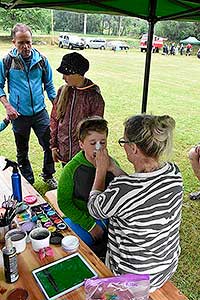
[12, 109, 55, 182]
[64, 217, 108, 246]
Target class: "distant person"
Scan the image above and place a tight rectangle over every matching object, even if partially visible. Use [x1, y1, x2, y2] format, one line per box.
[57, 116, 124, 257]
[0, 116, 9, 132]
[186, 43, 192, 56]
[188, 145, 200, 199]
[0, 23, 57, 188]
[50, 52, 104, 165]
[180, 43, 184, 55]
[88, 114, 183, 292]
[162, 44, 169, 55]
[170, 43, 175, 55]
[197, 48, 200, 59]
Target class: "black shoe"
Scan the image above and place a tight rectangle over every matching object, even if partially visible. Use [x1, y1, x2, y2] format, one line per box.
[19, 165, 34, 184]
[40, 174, 57, 189]
[189, 191, 200, 200]
[25, 175, 35, 185]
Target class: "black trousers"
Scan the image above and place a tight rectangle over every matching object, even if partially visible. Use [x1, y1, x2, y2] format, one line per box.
[12, 109, 55, 180]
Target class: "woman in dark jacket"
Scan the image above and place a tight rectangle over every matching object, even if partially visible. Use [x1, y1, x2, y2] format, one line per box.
[50, 52, 105, 165]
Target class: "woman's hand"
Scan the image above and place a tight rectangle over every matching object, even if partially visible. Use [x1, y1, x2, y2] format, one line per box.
[95, 148, 110, 172]
[92, 149, 110, 191]
[52, 148, 61, 162]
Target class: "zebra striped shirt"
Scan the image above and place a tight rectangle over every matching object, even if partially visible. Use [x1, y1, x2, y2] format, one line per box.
[88, 162, 183, 292]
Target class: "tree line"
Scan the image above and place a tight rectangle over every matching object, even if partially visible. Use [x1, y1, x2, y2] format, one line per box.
[0, 8, 200, 42]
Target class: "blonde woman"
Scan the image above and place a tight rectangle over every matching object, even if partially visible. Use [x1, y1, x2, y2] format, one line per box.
[50, 52, 104, 165]
[88, 114, 183, 292]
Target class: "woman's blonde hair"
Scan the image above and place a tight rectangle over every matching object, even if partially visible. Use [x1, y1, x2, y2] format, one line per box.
[124, 114, 175, 159]
[56, 84, 69, 120]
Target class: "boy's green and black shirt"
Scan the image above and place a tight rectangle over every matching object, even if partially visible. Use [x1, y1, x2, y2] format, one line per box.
[57, 150, 115, 231]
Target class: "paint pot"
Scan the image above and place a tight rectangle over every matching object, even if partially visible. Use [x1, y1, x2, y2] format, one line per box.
[56, 222, 67, 230]
[29, 227, 50, 252]
[5, 229, 27, 254]
[61, 235, 79, 252]
[6, 288, 28, 300]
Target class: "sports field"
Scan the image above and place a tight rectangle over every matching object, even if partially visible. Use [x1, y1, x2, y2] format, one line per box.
[0, 41, 199, 299]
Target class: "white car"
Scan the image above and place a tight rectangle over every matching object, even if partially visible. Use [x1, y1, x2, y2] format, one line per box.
[58, 34, 85, 50]
[84, 38, 106, 49]
[106, 40, 129, 51]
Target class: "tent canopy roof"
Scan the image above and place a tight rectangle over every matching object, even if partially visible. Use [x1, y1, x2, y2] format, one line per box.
[180, 36, 200, 44]
[0, 0, 200, 23]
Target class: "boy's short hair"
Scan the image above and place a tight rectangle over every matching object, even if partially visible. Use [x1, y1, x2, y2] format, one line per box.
[77, 116, 108, 142]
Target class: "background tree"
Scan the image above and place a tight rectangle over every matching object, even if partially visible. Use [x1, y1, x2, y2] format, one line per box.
[54, 11, 84, 32]
[155, 20, 195, 41]
[0, 8, 199, 42]
[0, 8, 51, 34]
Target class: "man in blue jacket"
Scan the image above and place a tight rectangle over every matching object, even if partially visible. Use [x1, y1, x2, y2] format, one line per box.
[0, 23, 57, 188]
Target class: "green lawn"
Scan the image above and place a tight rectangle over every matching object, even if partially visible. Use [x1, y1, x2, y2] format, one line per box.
[0, 41, 200, 299]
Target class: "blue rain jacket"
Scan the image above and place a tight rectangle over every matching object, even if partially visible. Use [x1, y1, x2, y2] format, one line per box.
[0, 48, 56, 116]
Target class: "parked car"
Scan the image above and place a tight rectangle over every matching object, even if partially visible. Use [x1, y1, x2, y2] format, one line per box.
[106, 40, 129, 51]
[58, 34, 85, 50]
[84, 38, 106, 49]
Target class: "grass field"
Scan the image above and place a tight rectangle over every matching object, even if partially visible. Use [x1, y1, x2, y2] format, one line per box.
[0, 40, 200, 299]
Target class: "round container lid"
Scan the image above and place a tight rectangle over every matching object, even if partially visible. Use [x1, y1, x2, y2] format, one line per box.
[24, 195, 37, 205]
[61, 235, 79, 251]
[50, 231, 64, 245]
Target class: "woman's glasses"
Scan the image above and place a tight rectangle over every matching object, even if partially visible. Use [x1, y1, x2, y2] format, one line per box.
[118, 138, 133, 147]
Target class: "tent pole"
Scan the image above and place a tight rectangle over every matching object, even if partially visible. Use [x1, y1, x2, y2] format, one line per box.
[141, 0, 157, 113]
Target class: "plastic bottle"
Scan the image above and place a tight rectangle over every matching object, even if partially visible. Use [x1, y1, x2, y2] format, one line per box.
[2, 237, 19, 283]
[3, 159, 22, 202]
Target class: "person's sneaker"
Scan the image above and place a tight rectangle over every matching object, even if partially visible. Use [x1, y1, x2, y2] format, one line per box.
[40, 174, 57, 189]
[19, 166, 34, 184]
[189, 191, 200, 200]
[25, 175, 35, 185]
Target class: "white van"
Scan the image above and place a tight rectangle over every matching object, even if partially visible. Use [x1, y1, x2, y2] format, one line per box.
[58, 34, 85, 50]
[84, 38, 106, 49]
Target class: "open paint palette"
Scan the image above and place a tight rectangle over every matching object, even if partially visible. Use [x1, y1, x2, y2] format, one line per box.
[32, 252, 98, 300]
[31, 203, 67, 232]
[16, 203, 68, 237]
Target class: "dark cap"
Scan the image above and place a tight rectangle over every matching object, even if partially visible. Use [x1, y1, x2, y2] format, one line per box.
[57, 52, 89, 76]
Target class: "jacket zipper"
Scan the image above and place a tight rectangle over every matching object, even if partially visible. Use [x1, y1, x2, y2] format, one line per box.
[68, 89, 76, 160]
[26, 69, 34, 115]
[16, 95, 20, 112]
[20, 56, 34, 115]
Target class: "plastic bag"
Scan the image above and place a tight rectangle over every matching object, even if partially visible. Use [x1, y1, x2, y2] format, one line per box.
[84, 273, 150, 300]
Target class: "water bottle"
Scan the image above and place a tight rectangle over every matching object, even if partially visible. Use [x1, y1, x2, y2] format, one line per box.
[3, 159, 22, 202]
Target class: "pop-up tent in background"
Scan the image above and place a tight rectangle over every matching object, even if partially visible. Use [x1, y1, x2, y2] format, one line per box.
[180, 36, 200, 45]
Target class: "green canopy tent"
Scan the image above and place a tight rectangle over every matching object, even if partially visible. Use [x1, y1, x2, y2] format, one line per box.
[0, 0, 200, 112]
[180, 36, 200, 44]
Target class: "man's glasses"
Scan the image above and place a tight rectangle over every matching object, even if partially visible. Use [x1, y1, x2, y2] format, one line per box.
[118, 137, 133, 147]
